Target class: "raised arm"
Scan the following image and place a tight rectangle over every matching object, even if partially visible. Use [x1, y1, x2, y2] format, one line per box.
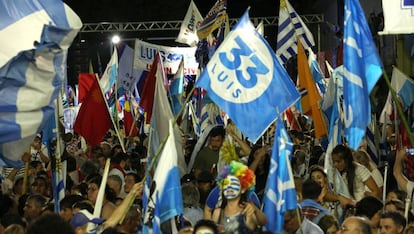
[393, 148, 409, 193]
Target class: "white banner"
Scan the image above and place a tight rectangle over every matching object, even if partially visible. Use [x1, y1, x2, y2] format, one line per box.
[379, 0, 414, 34]
[133, 39, 199, 75]
[176, 0, 203, 47]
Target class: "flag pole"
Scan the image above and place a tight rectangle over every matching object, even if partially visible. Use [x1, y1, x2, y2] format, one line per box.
[382, 67, 414, 148]
[96, 76, 126, 153]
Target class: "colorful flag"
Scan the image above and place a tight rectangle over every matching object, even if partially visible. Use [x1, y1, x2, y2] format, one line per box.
[276, 0, 315, 64]
[74, 79, 112, 146]
[0, 0, 81, 167]
[297, 40, 327, 139]
[78, 73, 96, 104]
[144, 120, 183, 226]
[197, 0, 227, 40]
[169, 59, 185, 116]
[99, 47, 118, 94]
[263, 117, 297, 233]
[123, 97, 138, 137]
[379, 0, 414, 35]
[343, 0, 383, 150]
[176, 0, 203, 46]
[196, 10, 300, 143]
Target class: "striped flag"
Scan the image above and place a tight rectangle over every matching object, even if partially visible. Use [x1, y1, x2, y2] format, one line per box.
[276, 0, 315, 64]
[263, 117, 297, 233]
[0, 0, 82, 167]
[99, 47, 118, 95]
[342, 0, 383, 150]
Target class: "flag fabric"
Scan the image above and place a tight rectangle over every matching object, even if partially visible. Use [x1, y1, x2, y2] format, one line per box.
[169, 59, 185, 116]
[263, 117, 297, 233]
[297, 41, 327, 139]
[307, 48, 326, 94]
[342, 0, 383, 150]
[99, 47, 118, 95]
[256, 21, 264, 36]
[152, 192, 162, 234]
[176, 0, 203, 46]
[379, 0, 414, 35]
[118, 44, 136, 93]
[366, 125, 379, 165]
[196, 10, 300, 143]
[276, 0, 315, 64]
[144, 120, 183, 228]
[123, 97, 138, 137]
[197, 0, 227, 40]
[0, 0, 82, 167]
[380, 67, 414, 124]
[139, 55, 159, 124]
[74, 79, 112, 146]
[78, 73, 96, 104]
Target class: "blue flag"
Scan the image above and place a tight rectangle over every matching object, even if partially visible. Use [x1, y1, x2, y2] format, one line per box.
[263, 117, 297, 233]
[196, 10, 300, 143]
[0, 0, 82, 167]
[343, 0, 382, 150]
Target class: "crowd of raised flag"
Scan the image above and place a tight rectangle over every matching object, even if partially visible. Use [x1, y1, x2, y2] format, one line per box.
[1, 0, 414, 233]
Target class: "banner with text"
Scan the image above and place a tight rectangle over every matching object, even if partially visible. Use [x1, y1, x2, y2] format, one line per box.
[133, 39, 199, 75]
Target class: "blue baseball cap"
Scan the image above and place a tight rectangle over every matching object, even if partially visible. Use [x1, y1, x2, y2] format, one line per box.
[70, 209, 104, 228]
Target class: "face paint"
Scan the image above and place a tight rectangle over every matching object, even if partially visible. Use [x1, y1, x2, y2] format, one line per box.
[222, 175, 241, 199]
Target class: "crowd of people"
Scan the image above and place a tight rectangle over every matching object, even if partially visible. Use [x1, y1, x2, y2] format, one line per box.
[0, 119, 414, 234]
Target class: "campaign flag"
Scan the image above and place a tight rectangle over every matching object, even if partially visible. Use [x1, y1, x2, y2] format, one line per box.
[297, 41, 327, 139]
[256, 21, 264, 36]
[118, 44, 136, 93]
[197, 0, 227, 40]
[342, 0, 383, 150]
[169, 59, 185, 116]
[366, 124, 379, 165]
[99, 47, 118, 94]
[152, 192, 162, 234]
[78, 73, 96, 104]
[263, 117, 297, 233]
[276, 0, 315, 64]
[196, 10, 300, 143]
[145, 120, 183, 225]
[176, 0, 203, 46]
[0, 0, 82, 167]
[74, 79, 112, 146]
[379, 0, 414, 35]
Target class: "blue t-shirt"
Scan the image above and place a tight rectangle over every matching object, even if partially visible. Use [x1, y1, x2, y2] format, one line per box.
[205, 186, 261, 209]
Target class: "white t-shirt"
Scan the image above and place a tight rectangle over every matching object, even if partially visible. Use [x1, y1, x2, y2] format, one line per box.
[342, 163, 371, 201]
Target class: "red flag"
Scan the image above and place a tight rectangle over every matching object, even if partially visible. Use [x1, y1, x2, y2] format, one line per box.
[139, 54, 160, 124]
[123, 98, 138, 137]
[74, 79, 112, 146]
[78, 73, 96, 104]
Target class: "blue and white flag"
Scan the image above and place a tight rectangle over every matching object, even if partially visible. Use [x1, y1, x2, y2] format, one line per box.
[380, 67, 414, 123]
[100, 47, 118, 95]
[263, 117, 297, 234]
[196, 10, 300, 143]
[379, 0, 414, 35]
[145, 120, 183, 226]
[276, 0, 315, 64]
[176, 0, 203, 47]
[343, 0, 383, 150]
[308, 48, 326, 94]
[0, 0, 82, 167]
[169, 59, 185, 116]
[118, 44, 136, 93]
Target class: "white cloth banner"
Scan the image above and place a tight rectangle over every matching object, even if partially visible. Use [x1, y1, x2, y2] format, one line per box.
[379, 0, 414, 34]
[133, 39, 199, 75]
[176, 0, 203, 47]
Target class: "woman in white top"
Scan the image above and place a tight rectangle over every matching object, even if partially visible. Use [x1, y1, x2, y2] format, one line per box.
[331, 144, 381, 201]
[353, 149, 384, 192]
